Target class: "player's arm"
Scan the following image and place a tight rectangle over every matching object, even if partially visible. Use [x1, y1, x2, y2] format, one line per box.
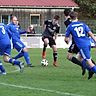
[53, 25, 60, 40]
[64, 26, 71, 44]
[88, 31, 96, 42]
[85, 24, 96, 42]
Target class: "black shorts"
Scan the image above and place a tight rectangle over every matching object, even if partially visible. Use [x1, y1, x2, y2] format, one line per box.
[68, 43, 80, 54]
[42, 36, 56, 47]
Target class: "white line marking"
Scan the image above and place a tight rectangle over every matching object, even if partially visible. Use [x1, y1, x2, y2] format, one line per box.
[0, 82, 84, 96]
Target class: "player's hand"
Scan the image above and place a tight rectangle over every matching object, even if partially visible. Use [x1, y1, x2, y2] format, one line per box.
[64, 37, 69, 44]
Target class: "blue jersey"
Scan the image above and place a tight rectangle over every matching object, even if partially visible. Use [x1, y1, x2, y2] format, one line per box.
[0, 23, 11, 56]
[65, 21, 91, 48]
[0, 23, 10, 45]
[6, 23, 26, 52]
[6, 22, 26, 40]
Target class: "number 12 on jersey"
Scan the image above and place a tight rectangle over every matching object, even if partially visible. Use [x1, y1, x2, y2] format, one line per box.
[74, 26, 85, 37]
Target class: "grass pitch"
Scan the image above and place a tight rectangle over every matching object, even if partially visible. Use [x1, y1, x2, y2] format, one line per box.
[0, 48, 96, 96]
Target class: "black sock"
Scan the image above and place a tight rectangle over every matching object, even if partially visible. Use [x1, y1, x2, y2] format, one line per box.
[43, 44, 47, 52]
[71, 57, 82, 67]
[91, 59, 95, 64]
[53, 52, 58, 62]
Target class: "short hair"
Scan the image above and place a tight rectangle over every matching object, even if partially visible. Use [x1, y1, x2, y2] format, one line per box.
[54, 15, 60, 20]
[69, 11, 78, 20]
[64, 9, 71, 16]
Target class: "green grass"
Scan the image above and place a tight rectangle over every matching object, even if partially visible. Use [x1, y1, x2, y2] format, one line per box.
[0, 48, 96, 96]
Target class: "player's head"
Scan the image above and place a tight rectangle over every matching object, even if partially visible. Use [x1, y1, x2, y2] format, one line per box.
[69, 11, 78, 20]
[64, 9, 71, 16]
[11, 16, 18, 25]
[52, 15, 60, 25]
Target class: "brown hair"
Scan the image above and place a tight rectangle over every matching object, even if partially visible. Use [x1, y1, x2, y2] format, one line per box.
[69, 11, 78, 20]
[54, 15, 60, 20]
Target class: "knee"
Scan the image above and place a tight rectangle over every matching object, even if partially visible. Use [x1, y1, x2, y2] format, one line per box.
[3, 55, 10, 63]
[23, 47, 28, 52]
[52, 45, 57, 52]
[67, 54, 73, 60]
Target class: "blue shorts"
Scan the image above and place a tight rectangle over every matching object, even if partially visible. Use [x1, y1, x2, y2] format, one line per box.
[0, 43, 11, 56]
[80, 45, 91, 60]
[13, 39, 26, 52]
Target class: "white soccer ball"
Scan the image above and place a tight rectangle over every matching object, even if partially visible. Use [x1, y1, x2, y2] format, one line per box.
[41, 59, 48, 66]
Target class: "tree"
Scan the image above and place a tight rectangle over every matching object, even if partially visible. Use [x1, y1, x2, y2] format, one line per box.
[74, 0, 96, 18]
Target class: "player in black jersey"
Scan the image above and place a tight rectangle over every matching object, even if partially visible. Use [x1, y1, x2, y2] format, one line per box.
[42, 15, 60, 66]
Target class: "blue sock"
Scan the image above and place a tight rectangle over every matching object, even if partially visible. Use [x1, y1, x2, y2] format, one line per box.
[14, 52, 24, 59]
[91, 66, 96, 73]
[9, 58, 20, 65]
[81, 59, 91, 71]
[0, 61, 6, 73]
[23, 52, 31, 65]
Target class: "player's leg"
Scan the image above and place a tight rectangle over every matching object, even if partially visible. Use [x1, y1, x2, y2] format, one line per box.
[3, 44, 24, 72]
[52, 45, 58, 67]
[67, 44, 86, 75]
[42, 37, 49, 59]
[3, 54, 24, 72]
[22, 47, 34, 67]
[80, 47, 96, 79]
[13, 40, 34, 67]
[49, 37, 58, 66]
[0, 61, 6, 75]
[13, 51, 24, 59]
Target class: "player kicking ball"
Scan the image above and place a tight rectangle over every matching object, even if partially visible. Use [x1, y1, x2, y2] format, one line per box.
[42, 15, 60, 67]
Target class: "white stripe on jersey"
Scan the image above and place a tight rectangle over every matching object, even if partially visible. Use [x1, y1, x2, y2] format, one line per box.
[72, 23, 83, 27]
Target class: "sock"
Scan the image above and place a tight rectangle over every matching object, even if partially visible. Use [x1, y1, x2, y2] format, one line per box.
[42, 44, 47, 59]
[91, 59, 95, 64]
[43, 44, 47, 52]
[9, 58, 20, 65]
[14, 51, 24, 59]
[23, 52, 31, 65]
[71, 57, 82, 67]
[81, 59, 92, 71]
[0, 61, 6, 73]
[91, 66, 96, 73]
[53, 52, 58, 62]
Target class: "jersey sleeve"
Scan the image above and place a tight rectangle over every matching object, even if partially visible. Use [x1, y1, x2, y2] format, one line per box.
[65, 26, 71, 37]
[55, 24, 60, 33]
[44, 20, 48, 25]
[84, 24, 91, 33]
[6, 25, 12, 39]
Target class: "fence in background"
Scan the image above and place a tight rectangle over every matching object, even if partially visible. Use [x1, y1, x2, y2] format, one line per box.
[21, 34, 71, 48]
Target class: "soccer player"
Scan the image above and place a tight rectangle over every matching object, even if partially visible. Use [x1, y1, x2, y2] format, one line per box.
[42, 15, 60, 66]
[0, 23, 24, 74]
[65, 11, 96, 78]
[6, 16, 34, 67]
[64, 9, 86, 75]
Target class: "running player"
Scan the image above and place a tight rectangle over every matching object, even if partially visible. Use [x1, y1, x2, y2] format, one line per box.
[0, 23, 24, 74]
[6, 16, 34, 67]
[64, 9, 85, 75]
[42, 15, 60, 66]
[65, 11, 96, 79]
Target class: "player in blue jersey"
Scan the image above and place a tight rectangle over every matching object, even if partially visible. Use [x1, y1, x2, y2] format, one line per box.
[6, 16, 34, 67]
[64, 9, 86, 75]
[0, 23, 24, 74]
[42, 15, 60, 66]
[65, 11, 96, 79]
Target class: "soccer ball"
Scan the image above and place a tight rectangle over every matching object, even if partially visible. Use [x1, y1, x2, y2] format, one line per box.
[41, 59, 48, 66]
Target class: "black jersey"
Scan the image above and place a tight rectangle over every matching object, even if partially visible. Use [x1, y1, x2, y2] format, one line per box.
[64, 18, 76, 44]
[64, 18, 71, 27]
[42, 20, 60, 37]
